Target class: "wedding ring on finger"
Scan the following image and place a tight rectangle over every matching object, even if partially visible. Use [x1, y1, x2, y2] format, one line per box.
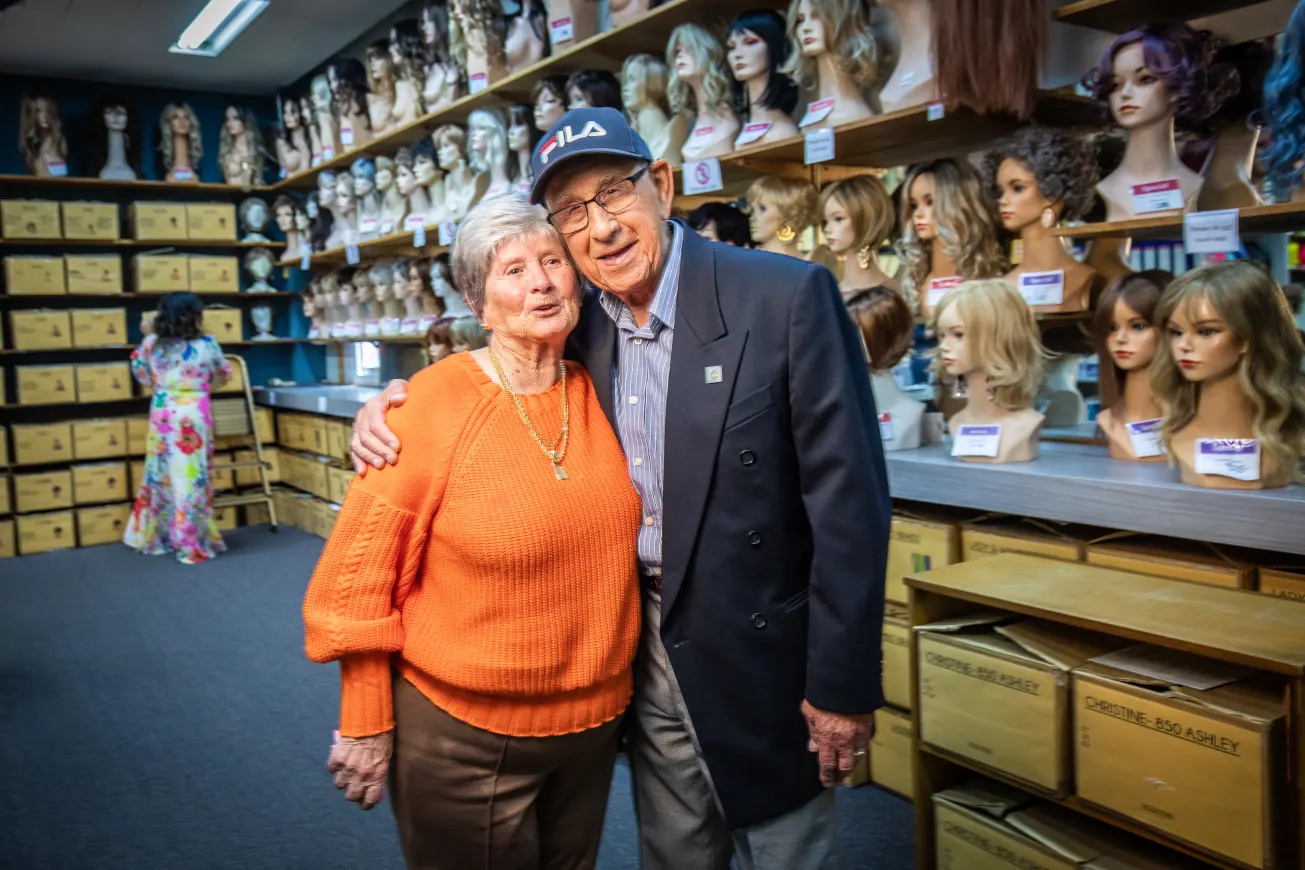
[851, 748, 868, 757]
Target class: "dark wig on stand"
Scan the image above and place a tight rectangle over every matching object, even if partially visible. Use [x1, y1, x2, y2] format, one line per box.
[1264, 1, 1305, 197]
[89, 93, 142, 177]
[727, 9, 799, 120]
[933, 0, 1046, 119]
[328, 57, 371, 129]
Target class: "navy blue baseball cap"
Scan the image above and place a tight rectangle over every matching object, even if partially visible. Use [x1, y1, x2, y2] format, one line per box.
[530, 107, 653, 205]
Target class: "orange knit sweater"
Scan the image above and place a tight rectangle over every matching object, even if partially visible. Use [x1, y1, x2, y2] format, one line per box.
[303, 352, 642, 738]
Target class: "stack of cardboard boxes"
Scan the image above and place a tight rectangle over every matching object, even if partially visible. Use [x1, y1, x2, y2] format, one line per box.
[267, 411, 356, 539]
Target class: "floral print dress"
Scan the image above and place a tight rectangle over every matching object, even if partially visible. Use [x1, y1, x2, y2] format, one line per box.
[124, 335, 232, 564]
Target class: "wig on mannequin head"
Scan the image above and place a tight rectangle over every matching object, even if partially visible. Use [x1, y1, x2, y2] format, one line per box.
[310, 74, 334, 114]
[328, 57, 371, 127]
[897, 159, 1005, 296]
[667, 23, 733, 116]
[532, 74, 569, 107]
[1150, 260, 1305, 479]
[845, 286, 914, 372]
[746, 175, 818, 237]
[1082, 22, 1236, 127]
[566, 69, 624, 111]
[467, 108, 509, 174]
[390, 19, 429, 82]
[433, 123, 468, 166]
[933, 0, 1046, 119]
[931, 278, 1047, 411]
[779, 0, 877, 90]
[1263, 2, 1305, 197]
[422, 1, 455, 66]
[506, 0, 547, 43]
[981, 126, 1099, 223]
[220, 106, 265, 177]
[366, 41, 398, 94]
[89, 93, 141, 177]
[450, 0, 508, 69]
[728, 9, 799, 118]
[18, 91, 66, 173]
[158, 103, 203, 173]
[819, 175, 895, 254]
[688, 201, 752, 247]
[622, 54, 671, 114]
[1092, 269, 1173, 412]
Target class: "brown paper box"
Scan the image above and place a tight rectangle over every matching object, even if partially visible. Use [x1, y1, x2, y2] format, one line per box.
[128, 202, 187, 240]
[202, 307, 243, 342]
[870, 707, 913, 799]
[2, 200, 61, 239]
[961, 516, 1091, 563]
[129, 459, 145, 495]
[15, 470, 73, 513]
[71, 308, 128, 348]
[73, 419, 128, 460]
[133, 254, 190, 293]
[1087, 534, 1252, 589]
[75, 362, 132, 403]
[64, 254, 124, 294]
[1259, 567, 1305, 603]
[882, 603, 911, 710]
[212, 452, 234, 491]
[5, 256, 66, 294]
[77, 503, 132, 547]
[0, 476, 9, 515]
[187, 255, 240, 293]
[325, 419, 351, 460]
[235, 447, 280, 485]
[0, 427, 8, 468]
[72, 462, 128, 505]
[17, 510, 76, 554]
[11, 310, 72, 351]
[12, 423, 72, 465]
[185, 203, 237, 241]
[327, 465, 354, 505]
[213, 505, 238, 530]
[18, 364, 76, 406]
[61, 202, 120, 240]
[126, 417, 150, 455]
[244, 502, 271, 526]
[0, 519, 14, 558]
[886, 505, 967, 603]
[255, 407, 275, 444]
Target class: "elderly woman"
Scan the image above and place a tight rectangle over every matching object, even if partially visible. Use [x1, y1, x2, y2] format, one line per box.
[302, 192, 641, 870]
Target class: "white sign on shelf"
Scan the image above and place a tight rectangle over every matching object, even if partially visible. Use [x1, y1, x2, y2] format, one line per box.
[438, 221, 458, 246]
[682, 158, 724, 195]
[734, 122, 772, 147]
[413, 225, 427, 247]
[339, 126, 354, 147]
[469, 72, 489, 94]
[804, 127, 835, 164]
[1018, 270, 1065, 307]
[1124, 418, 1165, 459]
[345, 242, 360, 266]
[878, 412, 894, 443]
[1183, 208, 1240, 255]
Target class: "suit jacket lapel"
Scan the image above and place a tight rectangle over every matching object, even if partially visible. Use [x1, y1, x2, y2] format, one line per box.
[568, 290, 617, 427]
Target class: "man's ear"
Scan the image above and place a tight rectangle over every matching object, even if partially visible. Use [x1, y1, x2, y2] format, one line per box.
[650, 159, 675, 219]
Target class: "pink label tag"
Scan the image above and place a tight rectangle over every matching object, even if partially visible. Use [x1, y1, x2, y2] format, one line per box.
[926, 276, 962, 307]
[549, 16, 574, 41]
[734, 122, 773, 147]
[469, 72, 489, 94]
[340, 126, 354, 147]
[878, 412, 894, 442]
[47, 160, 68, 177]
[799, 99, 836, 127]
[694, 125, 715, 137]
[1130, 178, 1183, 213]
[323, 146, 335, 160]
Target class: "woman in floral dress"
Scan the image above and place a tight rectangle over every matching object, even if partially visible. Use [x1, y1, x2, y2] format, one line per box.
[124, 292, 232, 564]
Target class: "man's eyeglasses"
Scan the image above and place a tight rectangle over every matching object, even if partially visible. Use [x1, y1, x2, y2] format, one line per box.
[546, 164, 651, 234]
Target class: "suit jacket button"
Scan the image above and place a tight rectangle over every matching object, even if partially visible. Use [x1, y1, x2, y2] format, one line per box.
[747, 531, 762, 547]
[751, 613, 767, 629]
[739, 450, 756, 466]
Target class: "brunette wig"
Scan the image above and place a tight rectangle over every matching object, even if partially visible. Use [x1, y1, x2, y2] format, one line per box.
[932, 0, 1046, 120]
[728, 9, 799, 119]
[422, 1, 454, 67]
[688, 201, 752, 247]
[897, 159, 1005, 299]
[390, 18, 429, 82]
[981, 126, 1099, 223]
[328, 57, 371, 128]
[90, 93, 142, 177]
[1092, 270, 1172, 412]
[566, 69, 624, 111]
[845, 286, 915, 372]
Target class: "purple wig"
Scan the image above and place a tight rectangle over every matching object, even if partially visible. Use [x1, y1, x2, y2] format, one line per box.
[1081, 22, 1236, 127]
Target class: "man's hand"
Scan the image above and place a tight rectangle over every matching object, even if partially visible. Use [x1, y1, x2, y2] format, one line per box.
[801, 700, 874, 787]
[352, 379, 409, 474]
[327, 730, 394, 810]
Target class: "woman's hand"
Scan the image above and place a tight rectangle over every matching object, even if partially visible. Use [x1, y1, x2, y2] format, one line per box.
[352, 379, 409, 474]
[327, 731, 393, 810]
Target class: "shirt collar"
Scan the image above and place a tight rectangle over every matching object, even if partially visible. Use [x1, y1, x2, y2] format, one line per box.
[597, 221, 682, 331]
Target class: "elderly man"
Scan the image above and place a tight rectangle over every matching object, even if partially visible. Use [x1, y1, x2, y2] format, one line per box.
[352, 107, 890, 870]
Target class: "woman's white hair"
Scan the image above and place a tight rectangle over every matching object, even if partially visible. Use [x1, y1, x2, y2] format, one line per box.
[451, 192, 572, 317]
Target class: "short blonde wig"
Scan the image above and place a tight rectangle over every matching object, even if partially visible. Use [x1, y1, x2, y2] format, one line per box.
[666, 23, 732, 116]
[747, 175, 818, 233]
[931, 278, 1046, 411]
[819, 175, 895, 253]
[622, 53, 671, 114]
[780, 0, 878, 89]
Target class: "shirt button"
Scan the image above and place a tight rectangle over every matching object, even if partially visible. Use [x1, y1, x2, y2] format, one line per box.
[751, 613, 767, 630]
[629, 396, 639, 405]
[739, 450, 756, 466]
[633, 457, 643, 466]
[645, 516, 654, 526]
[634, 337, 643, 345]
[747, 531, 762, 547]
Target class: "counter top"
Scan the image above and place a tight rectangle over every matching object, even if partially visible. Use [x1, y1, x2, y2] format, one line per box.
[255, 385, 378, 419]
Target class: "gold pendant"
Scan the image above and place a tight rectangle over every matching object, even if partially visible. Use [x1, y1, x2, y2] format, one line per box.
[553, 463, 568, 481]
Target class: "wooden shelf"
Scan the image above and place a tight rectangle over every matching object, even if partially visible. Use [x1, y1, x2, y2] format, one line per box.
[0, 292, 297, 304]
[1053, 0, 1267, 31]
[1053, 201, 1305, 241]
[0, 337, 309, 356]
[278, 229, 447, 268]
[0, 238, 272, 249]
[0, 174, 257, 194]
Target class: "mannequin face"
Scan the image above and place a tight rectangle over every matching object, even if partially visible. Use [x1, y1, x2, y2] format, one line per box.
[469, 121, 492, 154]
[224, 107, 245, 137]
[995, 158, 1053, 232]
[727, 28, 769, 83]
[567, 86, 595, 110]
[1166, 297, 1246, 383]
[429, 340, 451, 365]
[170, 108, 192, 135]
[374, 272, 392, 301]
[1109, 42, 1174, 130]
[436, 136, 463, 169]
[318, 175, 334, 206]
[335, 178, 355, 216]
[673, 39, 700, 81]
[1106, 298, 1157, 372]
[389, 32, 403, 66]
[936, 303, 973, 376]
[376, 164, 394, 191]
[354, 276, 373, 302]
[421, 8, 437, 43]
[104, 105, 128, 132]
[338, 279, 355, 307]
[370, 52, 393, 83]
[535, 87, 565, 132]
[328, 66, 342, 95]
[508, 121, 531, 151]
[430, 265, 451, 298]
[354, 171, 375, 198]
[794, 0, 828, 57]
[397, 165, 418, 197]
[246, 201, 268, 229]
[822, 195, 856, 255]
[295, 210, 310, 232]
[748, 194, 784, 244]
[908, 173, 936, 242]
[276, 205, 294, 232]
[250, 256, 272, 279]
[414, 155, 439, 185]
[312, 86, 331, 112]
[284, 100, 301, 129]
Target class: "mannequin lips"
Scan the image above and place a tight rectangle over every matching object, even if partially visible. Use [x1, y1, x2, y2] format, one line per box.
[1112, 349, 1134, 360]
[1118, 104, 1139, 115]
[1179, 359, 1199, 370]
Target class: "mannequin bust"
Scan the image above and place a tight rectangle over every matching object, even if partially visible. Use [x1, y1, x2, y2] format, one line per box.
[622, 54, 687, 164]
[1092, 270, 1172, 461]
[413, 141, 447, 225]
[984, 126, 1099, 314]
[468, 108, 513, 201]
[820, 175, 898, 295]
[336, 267, 363, 338]
[303, 278, 322, 339]
[935, 278, 1047, 463]
[19, 92, 68, 177]
[274, 195, 304, 260]
[394, 147, 434, 231]
[417, 257, 445, 332]
[331, 173, 359, 248]
[453, 0, 509, 93]
[899, 159, 1005, 316]
[668, 23, 740, 161]
[1195, 43, 1265, 211]
[421, 1, 465, 111]
[275, 96, 312, 176]
[90, 94, 141, 181]
[1153, 261, 1305, 489]
[782, 0, 877, 128]
[610, 0, 653, 28]
[431, 252, 474, 320]
[532, 75, 569, 133]
[847, 287, 922, 450]
[1083, 23, 1235, 221]
[244, 248, 276, 293]
[368, 40, 420, 133]
[394, 258, 424, 334]
[298, 202, 319, 253]
[353, 266, 380, 336]
[374, 156, 410, 234]
[310, 75, 340, 162]
[318, 272, 342, 337]
[239, 197, 271, 243]
[505, 0, 546, 73]
[507, 105, 540, 195]
[299, 96, 323, 169]
[390, 19, 430, 116]
[351, 158, 383, 239]
[374, 262, 405, 335]
[220, 105, 264, 187]
[435, 124, 486, 222]
[747, 175, 817, 260]
[159, 103, 202, 183]
[328, 57, 373, 151]
[877, 0, 939, 113]
[728, 10, 801, 146]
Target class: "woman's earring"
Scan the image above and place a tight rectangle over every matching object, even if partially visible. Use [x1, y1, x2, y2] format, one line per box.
[776, 224, 796, 243]
[1040, 207, 1056, 229]
[857, 245, 872, 270]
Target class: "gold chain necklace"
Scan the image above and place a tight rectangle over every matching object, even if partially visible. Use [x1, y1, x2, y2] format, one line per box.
[487, 346, 570, 480]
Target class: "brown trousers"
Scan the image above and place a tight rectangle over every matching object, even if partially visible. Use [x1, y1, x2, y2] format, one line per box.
[389, 678, 623, 870]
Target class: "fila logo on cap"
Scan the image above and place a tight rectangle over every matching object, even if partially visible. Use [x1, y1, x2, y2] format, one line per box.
[538, 121, 609, 164]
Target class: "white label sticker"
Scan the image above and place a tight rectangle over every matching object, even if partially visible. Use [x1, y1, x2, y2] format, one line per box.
[380, 219, 395, 235]
[734, 122, 773, 147]
[47, 160, 68, 177]
[364, 319, 381, 338]
[339, 126, 354, 147]
[683, 158, 724, 195]
[926, 276, 963, 308]
[1018, 270, 1065, 307]
[1183, 208, 1240, 254]
[345, 242, 360, 266]
[549, 16, 574, 42]
[469, 72, 489, 94]
[322, 146, 335, 161]
[359, 217, 378, 235]
[300, 250, 311, 271]
[1130, 179, 1183, 214]
[438, 221, 458, 246]
[1124, 418, 1165, 459]
[312, 152, 323, 167]
[317, 397, 329, 412]
[926, 101, 944, 121]
[172, 168, 195, 181]
[279, 167, 288, 180]
[951, 424, 1002, 458]
[413, 225, 427, 247]
[798, 98, 836, 127]
[804, 127, 835, 164]
[879, 412, 894, 442]
[1194, 438, 1260, 481]
[403, 214, 427, 231]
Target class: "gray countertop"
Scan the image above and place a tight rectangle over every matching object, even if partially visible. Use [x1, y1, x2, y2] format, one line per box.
[255, 385, 379, 419]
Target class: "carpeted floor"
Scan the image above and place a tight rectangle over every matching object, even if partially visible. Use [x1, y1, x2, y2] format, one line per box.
[0, 526, 914, 869]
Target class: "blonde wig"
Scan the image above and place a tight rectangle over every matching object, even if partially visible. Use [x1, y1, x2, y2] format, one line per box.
[666, 23, 733, 116]
[1150, 260, 1305, 480]
[622, 53, 672, 115]
[366, 41, 398, 98]
[931, 278, 1046, 411]
[747, 175, 818, 234]
[780, 0, 878, 89]
[433, 123, 467, 155]
[819, 175, 895, 254]
[450, 0, 507, 70]
[467, 108, 508, 175]
[18, 93, 67, 174]
[158, 103, 203, 173]
[896, 159, 1005, 300]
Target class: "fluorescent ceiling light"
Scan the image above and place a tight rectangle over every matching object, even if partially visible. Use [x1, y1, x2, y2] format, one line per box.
[169, 0, 269, 57]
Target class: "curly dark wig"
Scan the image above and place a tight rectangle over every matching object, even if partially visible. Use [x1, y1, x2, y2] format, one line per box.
[982, 126, 1100, 223]
[155, 292, 206, 341]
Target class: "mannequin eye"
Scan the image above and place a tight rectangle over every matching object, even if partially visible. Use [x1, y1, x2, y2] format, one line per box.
[1197, 326, 1218, 337]
[1138, 74, 1157, 85]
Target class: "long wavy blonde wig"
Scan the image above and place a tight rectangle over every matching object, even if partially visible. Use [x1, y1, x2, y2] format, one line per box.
[622, 53, 671, 115]
[931, 278, 1046, 411]
[159, 103, 203, 173]
[19, 93, 66, 173]
[780, 0, 878, 89]
[896, 159, 1005, 301]
[666, 23, 733, 116]
[1150, 260, 1305, 480]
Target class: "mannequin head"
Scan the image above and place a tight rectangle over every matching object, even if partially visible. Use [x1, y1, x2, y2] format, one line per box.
[433, 124, 468, 170]
[933, 278, 1045, 410]
[413, 140, 441, 186]
[158, 103, 202, 171]
[353, 265, 375, 303]
[282, 96, 303, 131]
[781, 0, 877, 89]
[371, 262, 395, 301]
[1259, 10, 1305, 196]
[819, 175, 894, 258]
[318, 170, 338, 209]
[667, 23, 733, 116]
[933, 0, 1045, 119]
[532, 75, 569, 132]
[375, 155, 396, 192]
[430, 252, 455, 299]
[1083, 22, 1235, 128]
[898, 159, 1004, 294]
[450, 0, 508, 69]
[239, 198, 269, 234]
[507, 104, 540, 155]
[468, 108, 509, 174]
[351, 157, 377, 198]
[982, 126, 1098, 232]
[90, 94, 141, 176]
[328, 57, 371, 125]
[566, 69, 624, 111]
[390, 19, 428, 81]
[727, 9, 799, 117]
[367, 41, 398, 95]
[422, 1, 454, 66]
[274, 195, 297, 233]
[394, 147, 420, 197]
[1152, 260, 1305, 472]
[622, 54, 671, 116]
[18, 91, 65, 173]
[1093, 270, 1172, 410]
[310, 74, 334, 117]
[244, 248, 276, 281]
[427, 320, 454, 364]
[320, 271, 341, 305]
[688, 201, 751, 247]
[746, 176, 817, 246]
[845, 286, 915, 372]
[220, 106, 264, 175]
[337, 267, 358, 306]
[334, 173, 357, 217]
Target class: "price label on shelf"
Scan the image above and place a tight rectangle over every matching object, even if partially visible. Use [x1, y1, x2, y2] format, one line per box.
[469, 72, 489, 94]
[358, 217, 378, 236]
[300, 250, 311, 271]
[878, 412, 894, 443]
[413, 225, 427, 247]
[951, 424, 1002, 458]
[549, 16, 574, 42]
[682, 158, 723, 195]
[1183, 208, 1240, 254]
[345, 242, 360, 265]
[1017, 270, 1065, 307]
[172, 168, 195, 181]
[1194, 439, 1260, 481]
[438, 221, 459, 246]
[403, 214, 426, 232]
[926, 101, 944, 121]
[804, 127, 835, 164]
[926, 276, 962, 308]
[1124, 419, 1165, 459]
[340, 126, 355, 147]
[47, 160, 68, 177]
[1130, 179, 1183, 213]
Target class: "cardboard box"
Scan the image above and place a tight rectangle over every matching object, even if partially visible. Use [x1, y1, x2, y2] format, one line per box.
[186, 203, 237, 241]
[64, 254, 124, 294]
[12, 423, 72, 465]
[1259, 567, 1305, 603]
[18, 364, 75, 406]
[235, 447, 280, 485]
[244, 501, 271, 526]
[0, 426, 7, 468]
[128, 202, 187, 240]
[130, 459, 145, 495]
[15, 470, 73, 513]
[17, 510, 75, 554]
[76, 362, 132, 403]
[133, 254, 190, 293]
[2, 200, 61, 239]
[887, 507, 965, 604]
[882, 603, 911, 710]
[918, 616, 1122, 795]
[962, 516, 1089, 563]
[71, 308, 128, 347]
[0, 474, 8, 515]
[10, 309, 72, 351]
[202, 306, 243, 342]
[284, 450, 330, 499]
[255, 407, 275, 444]
[61, 202, 120, 240]
[213, 505, 238, 530]
[327, 465, 354, 505]
[72, 462, 128, 505]
[1087, 534, 1252, 590]
[126, 417, 149, 455]
[77, 503, 132, 546]
[870, 707, 913, 798]
[1074, 650, 1286, 868]
[325, 419, 351, 460]
[277, 413, 304, 450]
[5, 255, 66, 294]
[545, 0, 599, 50]
[0, 519, 13, 558]
[188, 255, 240, 293]
[211, 452, 234, 491]
[73, 418, 128, 460]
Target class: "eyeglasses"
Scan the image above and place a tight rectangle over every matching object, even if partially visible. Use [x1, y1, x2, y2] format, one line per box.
[546, 165, 651, 234]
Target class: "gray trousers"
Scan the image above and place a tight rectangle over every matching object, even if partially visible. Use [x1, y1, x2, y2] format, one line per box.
[627, 587, 840, 870]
